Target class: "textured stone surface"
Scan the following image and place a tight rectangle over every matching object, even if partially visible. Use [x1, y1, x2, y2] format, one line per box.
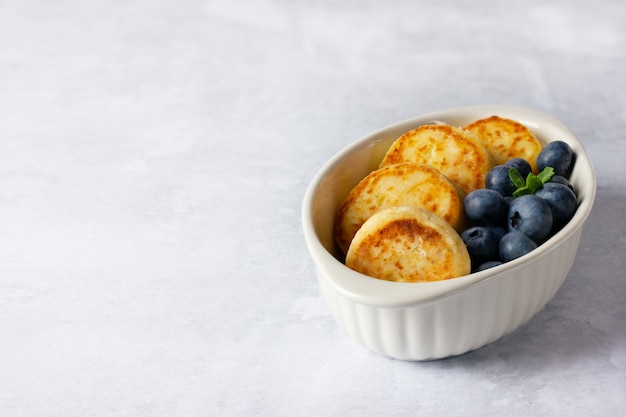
[1, 0, 625, 415]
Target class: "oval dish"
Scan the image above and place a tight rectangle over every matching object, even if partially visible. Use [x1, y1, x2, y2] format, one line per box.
[302, 105, 596, 361]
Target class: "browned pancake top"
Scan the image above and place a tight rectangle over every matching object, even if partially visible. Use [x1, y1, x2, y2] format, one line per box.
[334, 162, 465, 255]
[345, 206, 470, 283]
[464, 115, 543, 172]
[379, 124, 493, 195]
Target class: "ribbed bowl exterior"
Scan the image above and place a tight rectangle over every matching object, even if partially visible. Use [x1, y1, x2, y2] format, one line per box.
[318, 227, 582, 361]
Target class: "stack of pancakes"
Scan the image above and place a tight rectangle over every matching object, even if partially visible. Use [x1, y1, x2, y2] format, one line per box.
[335, 116, 543, 283]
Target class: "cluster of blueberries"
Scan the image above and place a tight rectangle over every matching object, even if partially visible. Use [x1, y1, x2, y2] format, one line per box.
[461, 141, 578, 272]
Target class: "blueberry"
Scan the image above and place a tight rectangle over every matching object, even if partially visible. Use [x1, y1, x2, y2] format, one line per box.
[486, 165, 516, 197]
[464, 188, 508, 225]
[476, 260, 503, 271]
[550, 174, 575, 194]
[486, 226, 507, 241]
[461, 226, 502, 265]
[537, 140, 573, 176]
[507, 194, 553, 243]
[535, 183, 578, 230]
[499, 231, 538, 262]
[505, 158, 532, 179]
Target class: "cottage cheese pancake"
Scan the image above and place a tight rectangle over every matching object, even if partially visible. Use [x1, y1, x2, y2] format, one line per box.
[334, 162, 465, 256]
[345, 206, 471, 283]
[379, 124, 493, 195]
[464, 115, 543, 173]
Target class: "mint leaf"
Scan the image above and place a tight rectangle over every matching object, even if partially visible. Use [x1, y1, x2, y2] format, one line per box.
[537, 166, 555, 184]
[510, 166, 557, 197]
[509, 168, 526, 188]
[512, 186, 530, 197]
[526, 174, 543, 194]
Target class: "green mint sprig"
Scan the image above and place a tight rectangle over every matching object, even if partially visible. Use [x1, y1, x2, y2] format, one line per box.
[509, 166, 555, 197]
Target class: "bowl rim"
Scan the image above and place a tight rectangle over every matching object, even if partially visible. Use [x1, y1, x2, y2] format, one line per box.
[302, 105, 596, 308]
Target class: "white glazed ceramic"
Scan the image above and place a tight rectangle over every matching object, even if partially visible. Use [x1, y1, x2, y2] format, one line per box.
[302, 105, 596, 361]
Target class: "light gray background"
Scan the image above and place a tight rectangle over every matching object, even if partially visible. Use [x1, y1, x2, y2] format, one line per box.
[1, 0, 625, 416]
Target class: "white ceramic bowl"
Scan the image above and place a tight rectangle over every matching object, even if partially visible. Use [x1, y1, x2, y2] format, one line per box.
[302, 105, 596, 361]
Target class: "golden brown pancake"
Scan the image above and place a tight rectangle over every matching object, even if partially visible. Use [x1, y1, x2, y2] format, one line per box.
[464, 115, 543, 173]
[334, 162, 464, 256]
[345, 206, 471, 283]
[379, 124, 493, 195]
